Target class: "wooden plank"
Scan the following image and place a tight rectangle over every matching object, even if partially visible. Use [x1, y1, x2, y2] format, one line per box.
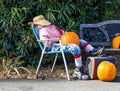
[89, 42, 111, 46]
[105, 48, 120, 52]
[79, 20, 120, 28]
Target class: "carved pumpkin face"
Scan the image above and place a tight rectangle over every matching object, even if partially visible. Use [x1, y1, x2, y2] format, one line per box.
[61, 32, 80, 46]
[97, 61, 116, 82]
[112, 35, 120, 49]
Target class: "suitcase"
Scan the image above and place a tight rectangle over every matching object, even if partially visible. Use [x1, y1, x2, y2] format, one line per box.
[86, 56, 116, 80]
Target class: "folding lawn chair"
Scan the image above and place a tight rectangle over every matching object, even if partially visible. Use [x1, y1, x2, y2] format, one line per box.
[31, 25, 70, 80]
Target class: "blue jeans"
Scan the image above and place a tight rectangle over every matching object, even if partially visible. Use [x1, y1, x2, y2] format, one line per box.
[47, 39, 90, 56]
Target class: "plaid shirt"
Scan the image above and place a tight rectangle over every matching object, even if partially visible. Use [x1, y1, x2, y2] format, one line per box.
[39, 24, 64, 47]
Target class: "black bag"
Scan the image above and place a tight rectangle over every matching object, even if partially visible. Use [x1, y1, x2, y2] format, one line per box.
[86, 56, 116, 79]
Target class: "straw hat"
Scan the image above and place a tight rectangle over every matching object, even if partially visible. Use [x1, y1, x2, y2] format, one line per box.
[28, 15, 51, 26]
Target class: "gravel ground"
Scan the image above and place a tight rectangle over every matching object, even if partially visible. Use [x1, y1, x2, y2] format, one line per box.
[0, 78, 120, 91]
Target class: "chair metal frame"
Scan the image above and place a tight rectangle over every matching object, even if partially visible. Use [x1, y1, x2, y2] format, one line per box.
[31, 25, 70, 80]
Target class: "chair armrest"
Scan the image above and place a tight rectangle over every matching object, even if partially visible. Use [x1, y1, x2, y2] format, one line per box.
[37, 38, 61, 48]
[37, 38, 61, 42]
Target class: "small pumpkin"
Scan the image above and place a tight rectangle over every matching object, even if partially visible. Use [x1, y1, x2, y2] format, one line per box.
[61, 32, 80, 46]
[112, 34, 120, 49]
[97, 61, 116, 82]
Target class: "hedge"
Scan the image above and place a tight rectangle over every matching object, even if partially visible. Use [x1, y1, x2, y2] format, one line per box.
[0, 0, 120, 66]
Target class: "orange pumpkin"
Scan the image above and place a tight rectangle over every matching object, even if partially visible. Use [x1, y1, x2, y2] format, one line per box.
[61, 32, 80, 46]
[112, 35, 120, 49]
[97, 61, 116, 82]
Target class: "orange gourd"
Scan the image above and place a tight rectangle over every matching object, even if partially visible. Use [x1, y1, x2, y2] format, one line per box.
[97, 61, 116, 82]
[112, 35, 120, 49]
[61, 32, 80, 46]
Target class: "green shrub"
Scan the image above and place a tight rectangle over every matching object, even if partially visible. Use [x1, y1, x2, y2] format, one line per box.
[0, 0, 120, 67]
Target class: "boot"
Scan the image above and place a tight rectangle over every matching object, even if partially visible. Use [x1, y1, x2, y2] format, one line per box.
[89, 47, 104, 56]
[73, 66, 89, 80]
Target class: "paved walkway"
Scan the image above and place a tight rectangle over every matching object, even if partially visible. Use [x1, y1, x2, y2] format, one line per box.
[0, 78, 120, 91]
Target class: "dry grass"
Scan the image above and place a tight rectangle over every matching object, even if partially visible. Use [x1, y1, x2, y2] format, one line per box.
[0, 57, 33, 79]
[0, 54, 120, 80]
